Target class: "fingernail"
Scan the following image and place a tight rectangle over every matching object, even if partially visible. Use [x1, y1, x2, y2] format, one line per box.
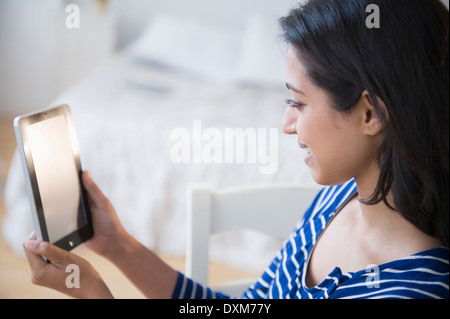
[25, 240, 38, 250]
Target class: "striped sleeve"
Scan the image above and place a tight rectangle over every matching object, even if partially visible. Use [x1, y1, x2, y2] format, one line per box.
[241, 250, 284, 299]
[171, 271, 231, 299]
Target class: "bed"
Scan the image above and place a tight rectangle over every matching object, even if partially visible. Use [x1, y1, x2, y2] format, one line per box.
[2, 13, 318, 273]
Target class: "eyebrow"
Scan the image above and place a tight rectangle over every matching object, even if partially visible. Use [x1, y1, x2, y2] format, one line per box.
[285, 82, 306, 96]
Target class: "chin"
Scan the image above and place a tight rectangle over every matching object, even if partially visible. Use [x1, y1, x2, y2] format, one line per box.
[310, 168, 352, 186]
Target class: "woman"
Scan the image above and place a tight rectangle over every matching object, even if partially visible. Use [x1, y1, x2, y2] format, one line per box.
[23, 0, 448, 299]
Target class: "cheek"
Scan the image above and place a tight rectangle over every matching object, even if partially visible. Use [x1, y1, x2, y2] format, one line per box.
[297, 115, 356, 184]
[311, 131, 368, 185]
[295, 112, 314, 141]
[296, 111, 331, 147]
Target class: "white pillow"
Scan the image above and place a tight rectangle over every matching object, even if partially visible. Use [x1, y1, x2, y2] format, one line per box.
[126, 15, 241, 84]
[234, 14, 287, 89]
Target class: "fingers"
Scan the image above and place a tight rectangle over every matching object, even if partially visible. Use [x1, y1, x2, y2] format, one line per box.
[24, 240, 68, 267]
[27, 231, 36, 241]
[23, 240, 48, 274]
[23, 239, 67, 287]
[23, 232, 46, 270]
[22, 235, 114, 298]
[23, 239, 74, 287]
[82, 170, 109, 208]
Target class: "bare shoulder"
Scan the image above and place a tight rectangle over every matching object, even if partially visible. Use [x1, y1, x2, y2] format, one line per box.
[305, 197, 441, 288]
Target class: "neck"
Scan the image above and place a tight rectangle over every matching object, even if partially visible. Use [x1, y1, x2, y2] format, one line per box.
[353, 161, 394, 225]
[352, 165, 441, 251]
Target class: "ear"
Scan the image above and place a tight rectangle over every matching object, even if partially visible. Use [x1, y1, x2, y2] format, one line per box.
[357, 90, 387, 136]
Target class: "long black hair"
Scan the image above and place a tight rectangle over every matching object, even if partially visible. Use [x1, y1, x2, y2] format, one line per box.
[279, 0, 449, 247]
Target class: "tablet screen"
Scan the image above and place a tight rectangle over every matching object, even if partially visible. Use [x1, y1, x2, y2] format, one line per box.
[27, 114, 84, 243]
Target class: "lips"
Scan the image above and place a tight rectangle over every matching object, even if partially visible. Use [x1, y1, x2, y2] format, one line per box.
[298, 142, 313, 165]
[298, 142, 311, 154]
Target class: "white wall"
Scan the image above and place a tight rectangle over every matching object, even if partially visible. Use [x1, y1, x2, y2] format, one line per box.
[0, 0, 117, 117]
[0, 0, 61, 117]
[0, 0, 295, 117]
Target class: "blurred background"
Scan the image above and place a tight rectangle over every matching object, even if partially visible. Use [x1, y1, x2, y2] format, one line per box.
[0, 0, 298, 117]
[0, 0, 304, 298]
[1, 0, 448, 298]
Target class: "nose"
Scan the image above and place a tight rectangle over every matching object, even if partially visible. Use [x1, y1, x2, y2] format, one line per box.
[282, 107, 297, 135]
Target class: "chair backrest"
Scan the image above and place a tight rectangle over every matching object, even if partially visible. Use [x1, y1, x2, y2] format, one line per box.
[185, 183, 319, 297]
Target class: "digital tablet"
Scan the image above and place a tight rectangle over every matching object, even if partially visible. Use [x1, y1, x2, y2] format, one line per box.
[14, 104, 93, 251]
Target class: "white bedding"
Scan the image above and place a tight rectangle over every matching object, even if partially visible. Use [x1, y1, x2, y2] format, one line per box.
[2, 16, 318, 272]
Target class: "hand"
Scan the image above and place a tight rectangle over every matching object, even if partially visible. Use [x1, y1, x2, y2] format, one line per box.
[81, 171, 178, 298]
[23, 232, 113, 299]
[81, 171, 129, 258]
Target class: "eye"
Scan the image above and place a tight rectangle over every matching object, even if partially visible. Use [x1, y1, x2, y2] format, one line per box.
[285, 99, 305, 109]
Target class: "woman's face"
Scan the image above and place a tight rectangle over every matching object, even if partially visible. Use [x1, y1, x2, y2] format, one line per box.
[282, 46, 379, 186]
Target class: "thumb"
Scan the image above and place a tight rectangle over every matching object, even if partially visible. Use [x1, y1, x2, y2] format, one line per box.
[24, 240, 69, 267]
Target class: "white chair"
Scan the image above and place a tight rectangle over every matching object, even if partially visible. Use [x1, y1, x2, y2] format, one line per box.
[185, 183, 319, 297]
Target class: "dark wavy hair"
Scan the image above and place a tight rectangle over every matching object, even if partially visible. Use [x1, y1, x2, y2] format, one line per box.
[279, 0, 449, 247]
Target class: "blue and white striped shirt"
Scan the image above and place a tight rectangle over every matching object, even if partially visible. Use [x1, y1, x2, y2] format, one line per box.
[172, 179, 449, 299]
